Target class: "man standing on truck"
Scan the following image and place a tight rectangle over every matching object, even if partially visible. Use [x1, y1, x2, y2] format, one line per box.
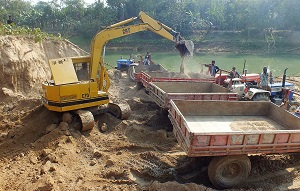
[229, 66, 240, 78]
[228, 66, 240, 89]
[260, 66, 269, 90]
[143, 51, 151, 65]
[205, 60, 219, 77]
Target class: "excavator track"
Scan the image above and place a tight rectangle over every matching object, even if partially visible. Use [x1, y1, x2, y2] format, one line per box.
[107, 100, 131, 120]
[74, 110, 95, 131]
[71, 101, 130, 131]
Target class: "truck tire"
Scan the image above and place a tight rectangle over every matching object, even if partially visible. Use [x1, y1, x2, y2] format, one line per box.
[136, 82, 143, 90]
[160, 108, 169, 116]
[208, 155, 251, 189]
[127, 66, 136, 81]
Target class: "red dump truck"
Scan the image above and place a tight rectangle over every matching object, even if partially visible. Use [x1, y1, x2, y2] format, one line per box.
[168, 100, 300, 189]
[136, 71, 215, 90]
[148, 82, 238, 113]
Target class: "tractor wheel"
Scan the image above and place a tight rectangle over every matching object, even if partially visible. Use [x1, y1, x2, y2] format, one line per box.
[208, 155, 251, 189]
[127, 66, 136, 81]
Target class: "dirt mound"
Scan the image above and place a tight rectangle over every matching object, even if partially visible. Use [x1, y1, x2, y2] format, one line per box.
[1, 36, 300, 191]
[0, 36, 86, 99]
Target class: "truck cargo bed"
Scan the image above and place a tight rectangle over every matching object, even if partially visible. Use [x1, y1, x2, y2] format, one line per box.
[149, 82, 238, 109]
[186, 116, 284, 133]
[133, 64, 167, 81]
[138, 71, 215, 89]
[169, 100, 300, 157]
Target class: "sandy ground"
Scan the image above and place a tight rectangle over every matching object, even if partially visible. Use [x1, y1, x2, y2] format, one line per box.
[1, 36, 300, 191]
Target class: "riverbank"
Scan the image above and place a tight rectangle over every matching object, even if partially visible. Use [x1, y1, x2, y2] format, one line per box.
[70, 30, 300, 56]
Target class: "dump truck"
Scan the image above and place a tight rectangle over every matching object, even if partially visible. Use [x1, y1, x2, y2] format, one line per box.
[168, 100, 300, 189]
[148, 81, 238, 114]
[136, 71, 215, 91]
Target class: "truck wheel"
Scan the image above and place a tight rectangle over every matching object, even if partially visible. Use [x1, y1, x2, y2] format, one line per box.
[136, 82, 143, 90]
[208, 155, 251, 189]
[127, 66, 136, 81]
[160, 108, 169, 116]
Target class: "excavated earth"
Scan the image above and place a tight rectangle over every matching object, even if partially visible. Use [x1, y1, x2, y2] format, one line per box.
[1, 36, 300, 191]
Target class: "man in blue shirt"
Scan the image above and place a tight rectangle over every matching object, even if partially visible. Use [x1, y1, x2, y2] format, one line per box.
[205, 60, 219, 77]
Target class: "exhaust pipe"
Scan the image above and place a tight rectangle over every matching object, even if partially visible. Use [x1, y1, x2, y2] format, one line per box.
[282, 68, 288, 87]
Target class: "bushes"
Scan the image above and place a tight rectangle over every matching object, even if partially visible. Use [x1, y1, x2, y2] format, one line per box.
[0, 24, 61, 42]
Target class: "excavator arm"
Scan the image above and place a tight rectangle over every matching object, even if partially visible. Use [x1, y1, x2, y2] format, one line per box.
[89, 11, 194, 84]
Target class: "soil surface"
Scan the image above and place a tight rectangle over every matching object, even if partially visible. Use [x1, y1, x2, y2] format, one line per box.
[1, 36, 300, 191]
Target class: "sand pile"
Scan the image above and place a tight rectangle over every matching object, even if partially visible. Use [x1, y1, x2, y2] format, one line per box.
[0, 36, 86, 99]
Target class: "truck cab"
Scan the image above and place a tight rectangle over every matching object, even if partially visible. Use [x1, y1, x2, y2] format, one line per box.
[223, 78, 246, 98]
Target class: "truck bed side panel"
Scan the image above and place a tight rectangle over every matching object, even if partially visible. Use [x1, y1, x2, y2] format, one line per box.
[149, 82, 238, 108]
[172, 100, 269, 116]
[140, 71, 215, 89]
[169, 100, 300, 157]
[268, 103, 300, 130]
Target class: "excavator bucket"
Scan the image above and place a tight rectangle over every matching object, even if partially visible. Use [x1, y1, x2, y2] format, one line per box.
[176, 40, 194, 57]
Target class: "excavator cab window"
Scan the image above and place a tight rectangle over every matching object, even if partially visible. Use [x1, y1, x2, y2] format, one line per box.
[73, 62, 90, 81]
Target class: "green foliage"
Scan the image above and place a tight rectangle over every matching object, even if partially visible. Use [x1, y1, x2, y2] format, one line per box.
[238, 39, 265, 50]
[1, 0, 300, 52]
[0, 24, 62, 42]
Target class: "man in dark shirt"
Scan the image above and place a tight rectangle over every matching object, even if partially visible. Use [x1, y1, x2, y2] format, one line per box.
[143, 51, 151, 65]
[7, 16, 14, 25]
[229, 66, 240, 78]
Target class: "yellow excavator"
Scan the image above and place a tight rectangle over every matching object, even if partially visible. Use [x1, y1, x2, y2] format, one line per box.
[42, 11, 194, 131]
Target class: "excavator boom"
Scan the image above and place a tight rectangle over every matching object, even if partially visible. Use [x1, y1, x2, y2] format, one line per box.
[90, 11, 193, 82]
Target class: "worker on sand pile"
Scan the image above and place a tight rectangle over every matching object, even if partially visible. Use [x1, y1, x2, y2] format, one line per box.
[7, 15, 14, 25]
[204, 60, 219, 77]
